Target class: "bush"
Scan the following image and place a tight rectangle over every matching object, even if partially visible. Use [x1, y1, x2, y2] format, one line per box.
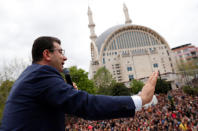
[183, 86, 198, 96]
[96, 86, 112, 95]
[0, 80, 14, 125]
[111, 83, 131, 96]
[130, 79, 144, 94]
[155, 79, 172, 94]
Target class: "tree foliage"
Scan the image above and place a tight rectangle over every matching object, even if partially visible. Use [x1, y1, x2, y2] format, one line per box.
[68, 66, 96, 94]
[96, 83, 131, 96]
[177, 59, 198, 73]
[130, 79, 144, 94]
[183, 86, 198, 96]
[93, 67, 116, 88]
[96, 86, 112, 95]
[155, 78, 172, 94]
[0, 80, 14, 125]
[111, 83, 131, 96]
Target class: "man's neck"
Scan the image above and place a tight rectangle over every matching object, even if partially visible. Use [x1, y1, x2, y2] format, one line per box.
[35, 60, 49, 66]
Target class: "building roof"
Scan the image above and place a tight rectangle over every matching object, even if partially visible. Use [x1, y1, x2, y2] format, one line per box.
[171, 43, 192, 50]
[95, 24, 127, 52]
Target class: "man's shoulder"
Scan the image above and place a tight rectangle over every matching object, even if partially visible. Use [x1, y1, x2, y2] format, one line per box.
[16, 64, 62, 84]
[27, 64, 60, 76]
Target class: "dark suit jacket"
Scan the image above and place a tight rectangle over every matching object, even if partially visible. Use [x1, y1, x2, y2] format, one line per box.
[0, 64, 135, 131]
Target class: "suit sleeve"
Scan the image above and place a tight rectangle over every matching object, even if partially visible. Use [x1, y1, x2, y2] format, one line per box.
[37, 69, 136, 120]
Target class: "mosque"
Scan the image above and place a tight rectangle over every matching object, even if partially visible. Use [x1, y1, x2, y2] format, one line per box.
[88, 4, 176, 83]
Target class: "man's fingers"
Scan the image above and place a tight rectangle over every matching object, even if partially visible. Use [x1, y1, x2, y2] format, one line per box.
[150, 72, 158, 86]
[149, 72, 155, 80]
[145, 72, 155, 87]
[146, 72, 155, 85]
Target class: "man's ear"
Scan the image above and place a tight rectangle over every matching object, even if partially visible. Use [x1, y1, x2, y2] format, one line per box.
[43, 49, 52, 61]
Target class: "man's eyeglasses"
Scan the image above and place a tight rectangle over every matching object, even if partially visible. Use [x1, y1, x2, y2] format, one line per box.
[49, 49, 65, 56]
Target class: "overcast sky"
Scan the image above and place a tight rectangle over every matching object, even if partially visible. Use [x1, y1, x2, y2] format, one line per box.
[0, 0, 198, 72]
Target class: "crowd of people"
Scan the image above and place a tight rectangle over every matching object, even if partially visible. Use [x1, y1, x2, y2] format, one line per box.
[65, 89, 198, 131]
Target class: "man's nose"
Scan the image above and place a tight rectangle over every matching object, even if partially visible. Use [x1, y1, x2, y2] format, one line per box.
[63, 56, 67, 61]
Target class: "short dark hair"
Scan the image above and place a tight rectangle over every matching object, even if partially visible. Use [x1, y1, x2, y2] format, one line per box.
[32, 36, 61, 63]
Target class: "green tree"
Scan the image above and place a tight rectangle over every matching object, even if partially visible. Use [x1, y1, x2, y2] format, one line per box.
[130, 79, 144, 94]
[67, 66, 96, 94]
[177, 59, 198, 72]
[0, 80, 14, 125]
[183, 86, 198, 96]
[155, 78, 172, 94]
[111, 83, 131, 96]
[93, 67, 116, 88]
[96, 86, 112, 95]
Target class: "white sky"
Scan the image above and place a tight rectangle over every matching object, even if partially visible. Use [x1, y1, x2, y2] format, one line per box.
[0, 0, 198, 72]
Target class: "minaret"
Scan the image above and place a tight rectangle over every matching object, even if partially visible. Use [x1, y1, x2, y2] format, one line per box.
[87, 6, 97, 41]
[123, 3, 132, 24]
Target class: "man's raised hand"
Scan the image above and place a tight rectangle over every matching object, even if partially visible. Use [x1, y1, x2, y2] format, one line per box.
[139, 72, 158, 105]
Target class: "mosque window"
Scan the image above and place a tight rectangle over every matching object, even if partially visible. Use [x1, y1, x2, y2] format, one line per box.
[143, 34, 146, 46]
[118, 37, 121, 49]
[128, 75, 134, 81]
[121, 35, 125, 49]
[140, 32, 143, 46]
[111, 42, 114, 50]
[127, 32, 130, 48]
[113, 41, 115, 50]
[130, 32, 133, 48]
[119, 36, 122, 49]
[146, 35, 150, 46]
[153, 63, 158, 68]
[135, 32, 139, 47]
[135, 33, 138, 47]
[132, 32, 136, 47]
[124, 33, 127, 48]
[167, 50, 169, 56]
[103, 58, 105, 64]
[113, 40, 117, 50]
[138, 32, 142, 47]
[126, 32, 129, 48]
[144, 33, 148, 46]
[122, 33, 125, 48]
[116, 69, 120, 73]
[103, 53, 105, 56]
[127, 67, 132, 71]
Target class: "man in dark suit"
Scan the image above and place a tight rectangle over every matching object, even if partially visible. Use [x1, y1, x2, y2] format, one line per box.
[0, 36, 158, 131]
